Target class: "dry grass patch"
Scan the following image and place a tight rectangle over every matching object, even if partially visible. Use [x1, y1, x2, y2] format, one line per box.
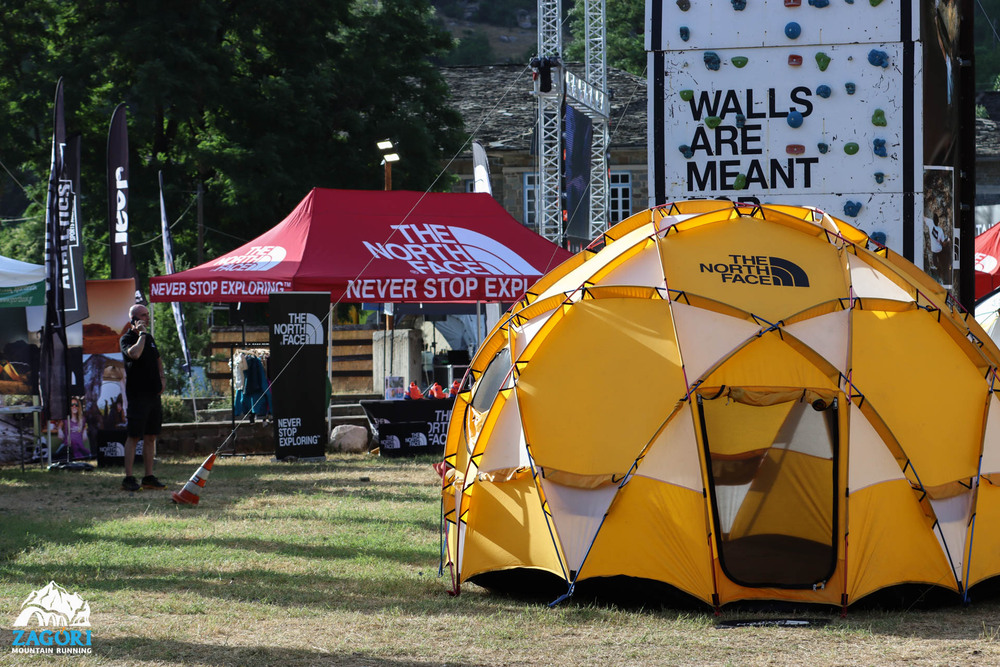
[2, 454, 1000, 665]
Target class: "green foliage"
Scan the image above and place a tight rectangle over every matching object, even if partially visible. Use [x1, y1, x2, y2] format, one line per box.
[159, 393, 195, 423]
[976, 0, 1000, 90]
[441, 29, 497, 66]
[565, 0, 645, 76]
[0, 0, 465, 288]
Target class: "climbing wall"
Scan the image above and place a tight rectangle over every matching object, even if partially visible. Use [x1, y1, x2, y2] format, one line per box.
[647, 1, 930, 263]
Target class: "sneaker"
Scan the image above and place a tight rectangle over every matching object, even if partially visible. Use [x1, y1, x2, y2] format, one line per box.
[121, 475, 140, 492]
[141, 475, 166, 490]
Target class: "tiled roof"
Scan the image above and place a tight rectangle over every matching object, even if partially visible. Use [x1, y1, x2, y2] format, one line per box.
[440, 64, 647, 151]
[978, 117, 1000, 159]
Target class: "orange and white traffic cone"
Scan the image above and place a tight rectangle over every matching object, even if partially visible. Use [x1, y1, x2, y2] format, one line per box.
[171, 453, 216, 506]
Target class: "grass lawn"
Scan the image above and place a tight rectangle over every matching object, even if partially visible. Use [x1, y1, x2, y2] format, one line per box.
[2, 454, 1000, 666]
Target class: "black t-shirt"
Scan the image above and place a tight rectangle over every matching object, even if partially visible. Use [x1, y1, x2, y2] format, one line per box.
[120, 329, 162, 398]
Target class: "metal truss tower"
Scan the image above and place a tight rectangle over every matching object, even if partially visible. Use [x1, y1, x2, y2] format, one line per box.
[533, 0, 609, 246]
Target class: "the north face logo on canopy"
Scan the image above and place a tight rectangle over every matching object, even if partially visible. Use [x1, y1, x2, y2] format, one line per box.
[698, 254, 810, 287]
[211, 245, 286, 272]
[363, 224, 542, 276]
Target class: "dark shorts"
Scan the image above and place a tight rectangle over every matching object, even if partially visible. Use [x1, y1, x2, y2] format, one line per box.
[125, 395, 162, 438]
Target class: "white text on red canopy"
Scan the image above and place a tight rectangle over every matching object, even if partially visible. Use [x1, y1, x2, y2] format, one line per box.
[346, 276, 528, 301]
[363, 224, 494, 275]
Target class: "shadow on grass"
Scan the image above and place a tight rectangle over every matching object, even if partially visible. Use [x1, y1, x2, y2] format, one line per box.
[94, 636, 489, 667]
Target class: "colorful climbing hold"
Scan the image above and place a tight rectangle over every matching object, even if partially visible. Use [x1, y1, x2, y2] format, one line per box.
[731, 0, 747, 9]
[733, 174, 747, 190]
[680, 26, 690, 41]
[676, 0, 691, 10]
[845, 82, 856, 95]
[874, 172, 885, 184]
[818, 143, 829, 154]
[785, 22, 802, 39]
[680, 90, 694, 101]
[704, 52, 721, 71]
[735, 114, 746, 128]
[816, 85, 831, 99]
[872, 109, 887, 126]
[732, 56, 749, 68]
[870, 231, 887, 245]
[787, 110, 804, 128]
[870, 0, 884, 6]
[786, 144, 805, 155]
[705, 116, 722, 129]
[808, 0, 830, 7]
[788, 55, 803, 67]
[679, 145, 694, 159]
[844, 142, 859, 155]
[816, 52, 831, 71]
[843, 201, 862, 217]
[873, 138, 887, 157]
[868, 50, 889, 68]
[785, 0, 802, 6]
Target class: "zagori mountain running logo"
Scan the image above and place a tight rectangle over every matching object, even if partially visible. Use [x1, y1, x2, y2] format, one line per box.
[273, 312, 323, 345]
[211, 245, 286, 272]
[699, 254, 810, 287]
[364, 224, 542, 275]
[11, 581, 92, 655]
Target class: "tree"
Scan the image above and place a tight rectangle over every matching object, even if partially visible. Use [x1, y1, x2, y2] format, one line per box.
[565, 0, 645, 76]
[0, 0, 465, 288]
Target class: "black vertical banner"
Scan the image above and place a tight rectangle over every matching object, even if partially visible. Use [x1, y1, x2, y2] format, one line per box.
[107, 103, 144, 304]
[63, 134, 89, 325]
[269, 292, 328, 461]
[41, 78, 70, 422]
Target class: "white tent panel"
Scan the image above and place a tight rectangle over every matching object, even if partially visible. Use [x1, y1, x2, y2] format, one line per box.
[847, 254, 913, 302]
[479, 390, 530, 473]
[979, 394, 1000, 476]
[540, 479, 619, 574]
[848, 403, 906, 492]
[671, 302, 761, 384]
[784, 310, 850, 373]
[929, 491, 974, 587]
[637, 406, 703, 492]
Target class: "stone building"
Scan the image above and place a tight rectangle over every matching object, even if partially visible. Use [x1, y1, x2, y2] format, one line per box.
[439, 64, 648, 235]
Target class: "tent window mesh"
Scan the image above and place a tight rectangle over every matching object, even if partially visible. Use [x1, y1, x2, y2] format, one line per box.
[698, 394, 838, 589]
[471, 347, 511, 412]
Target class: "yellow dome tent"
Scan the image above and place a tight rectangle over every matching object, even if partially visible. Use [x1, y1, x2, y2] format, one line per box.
[441, 201, 1000, 611]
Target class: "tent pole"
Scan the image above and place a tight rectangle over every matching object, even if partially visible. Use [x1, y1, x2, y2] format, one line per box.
[327, 303, 332, 438]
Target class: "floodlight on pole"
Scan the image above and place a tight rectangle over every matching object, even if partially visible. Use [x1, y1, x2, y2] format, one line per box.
[377, 140, 399, 191]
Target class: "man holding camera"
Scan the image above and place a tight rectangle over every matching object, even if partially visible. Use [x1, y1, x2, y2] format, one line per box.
[119, 304, 167, 492]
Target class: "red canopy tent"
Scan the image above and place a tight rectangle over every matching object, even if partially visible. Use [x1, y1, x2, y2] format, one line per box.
[976, 222, 1000, 300]
[149, 188, 573, 304]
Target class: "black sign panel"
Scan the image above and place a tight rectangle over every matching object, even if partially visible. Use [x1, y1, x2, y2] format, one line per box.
[360, 398, 453, 458]
[95, 429, 144, 468]
[269, 292, 327, 460]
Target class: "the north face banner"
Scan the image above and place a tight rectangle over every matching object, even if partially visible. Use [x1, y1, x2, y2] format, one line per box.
[268, 292, 327, 461]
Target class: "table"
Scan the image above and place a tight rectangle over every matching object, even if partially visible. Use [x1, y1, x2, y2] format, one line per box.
[0, 405, 42, 472]
[360, 398, 454, 457]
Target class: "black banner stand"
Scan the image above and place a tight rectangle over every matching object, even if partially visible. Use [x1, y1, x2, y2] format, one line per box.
[268, 292, 328, 461]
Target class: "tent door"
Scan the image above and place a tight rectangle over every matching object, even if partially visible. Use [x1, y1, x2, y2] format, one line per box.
[696, 392, 839, 589]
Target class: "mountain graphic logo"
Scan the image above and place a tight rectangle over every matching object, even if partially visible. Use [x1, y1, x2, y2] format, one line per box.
[273, 312, 324, 345]
[698, 254, 810, 287]
[13, 582, 91, 627]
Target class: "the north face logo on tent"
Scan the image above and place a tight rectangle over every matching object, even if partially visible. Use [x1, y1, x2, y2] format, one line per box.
[698, 254, 810, 287]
